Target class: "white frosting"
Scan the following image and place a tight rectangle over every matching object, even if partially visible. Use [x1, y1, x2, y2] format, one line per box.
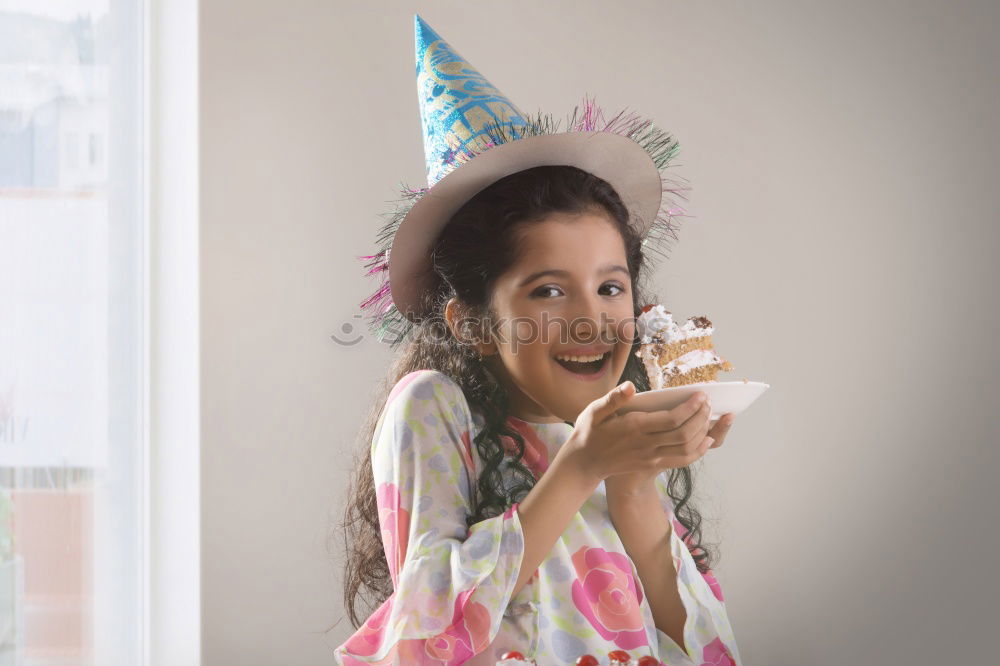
[661, 348, 723, 375]
[635, 344, 666, 390]
[635, 304, 713, 344]
[635, 304, 672, 343]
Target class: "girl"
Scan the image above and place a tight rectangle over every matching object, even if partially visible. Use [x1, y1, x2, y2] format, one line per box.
[333, 165, 741, 666]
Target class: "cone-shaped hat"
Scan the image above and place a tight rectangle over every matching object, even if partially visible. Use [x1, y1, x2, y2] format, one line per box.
[415, 14, 529, 187]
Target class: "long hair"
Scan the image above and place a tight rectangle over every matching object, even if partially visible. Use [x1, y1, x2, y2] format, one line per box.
[330, 164, 717, 630]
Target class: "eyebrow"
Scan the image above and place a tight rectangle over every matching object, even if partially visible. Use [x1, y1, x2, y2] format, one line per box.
[518, 264, 630, 288]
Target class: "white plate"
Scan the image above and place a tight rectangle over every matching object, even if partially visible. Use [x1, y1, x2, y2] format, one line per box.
[615, 380, 770, 424]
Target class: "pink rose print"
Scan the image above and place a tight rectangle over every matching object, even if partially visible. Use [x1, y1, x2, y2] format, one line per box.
[340, 649, 396, 666]
[569, 546, 648, 650]
[341, 636, 426, 666]
[424, 587, 493, 664]
[501, 417, 550, 478]
[342, 595, 394, 657]
[340, 653, 387, 666]
[700, 636, 737, 666]
[376, 482, 410, 587]
[459, 429, 475, 475]
[671, 515, 725, 603]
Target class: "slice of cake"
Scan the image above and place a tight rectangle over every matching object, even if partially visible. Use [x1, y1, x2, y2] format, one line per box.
[634, 304, 733, 389]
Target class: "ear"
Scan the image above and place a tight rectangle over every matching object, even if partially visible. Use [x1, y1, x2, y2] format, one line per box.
[445, 297, 497, 357]
[443, 297, 463, 340]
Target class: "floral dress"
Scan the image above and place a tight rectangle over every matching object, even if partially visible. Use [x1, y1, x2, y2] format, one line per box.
[333, 369, 741, 666]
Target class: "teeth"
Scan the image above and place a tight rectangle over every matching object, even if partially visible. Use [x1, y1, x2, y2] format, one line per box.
[555, 352, 608, 363]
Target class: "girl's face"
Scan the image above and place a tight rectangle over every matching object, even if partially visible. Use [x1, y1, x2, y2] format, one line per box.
[480, 210, 636, 424]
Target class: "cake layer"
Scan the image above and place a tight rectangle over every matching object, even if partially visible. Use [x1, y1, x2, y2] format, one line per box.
[654, 333, 715, 363]
[661, 356, 734, 387]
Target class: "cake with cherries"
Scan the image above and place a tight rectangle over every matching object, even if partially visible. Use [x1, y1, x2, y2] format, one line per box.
[496, 649, 659, 666]
[634, 304, 733, 389]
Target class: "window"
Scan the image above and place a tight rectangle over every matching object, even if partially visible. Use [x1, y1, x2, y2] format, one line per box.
[0, 1, 146, 664]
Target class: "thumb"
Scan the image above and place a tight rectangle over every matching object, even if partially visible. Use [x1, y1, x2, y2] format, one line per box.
[589, 380, 635, 424]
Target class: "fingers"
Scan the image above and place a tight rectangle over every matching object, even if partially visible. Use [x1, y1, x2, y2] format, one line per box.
[589, 380, 636, 424]
[637, 400, 714, 467]
[678, 404, 714, 454]
[646, 432, 713, 469]
[635, 391, 710, 435]
[623, 404, 733, 472]
[707, 413, 735, 448]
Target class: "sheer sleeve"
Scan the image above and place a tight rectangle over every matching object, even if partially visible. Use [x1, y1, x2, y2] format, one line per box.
[334, 370, 525, 666]
[652, 473, 743, 666]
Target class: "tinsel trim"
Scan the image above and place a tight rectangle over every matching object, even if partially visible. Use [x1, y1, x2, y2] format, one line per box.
[355, 95, 692, 348]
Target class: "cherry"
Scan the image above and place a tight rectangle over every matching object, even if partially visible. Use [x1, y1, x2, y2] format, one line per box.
[500, 651, 524, 660]
[575, 656, 599, 666]
[608, 650, 631, 664]
[641, 304, 655, 313]
[637, 657, 660, 666]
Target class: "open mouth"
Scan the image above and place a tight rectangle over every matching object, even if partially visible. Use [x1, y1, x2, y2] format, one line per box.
[553, 351, 612, 376]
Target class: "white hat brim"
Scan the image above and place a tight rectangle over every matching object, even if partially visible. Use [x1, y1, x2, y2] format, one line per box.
[389, 131, 662, 321]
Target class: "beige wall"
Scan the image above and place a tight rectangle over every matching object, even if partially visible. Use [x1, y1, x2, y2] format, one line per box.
[200, 1, 1000, 664]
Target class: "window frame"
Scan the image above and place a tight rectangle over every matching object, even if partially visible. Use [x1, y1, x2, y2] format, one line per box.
[146, 0, 200, 664]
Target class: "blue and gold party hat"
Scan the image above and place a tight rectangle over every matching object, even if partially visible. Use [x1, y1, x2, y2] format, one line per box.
[415, 15, 529, 187]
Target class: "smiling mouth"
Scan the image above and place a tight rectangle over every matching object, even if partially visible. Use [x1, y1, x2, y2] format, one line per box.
[553, 351, 612, 375]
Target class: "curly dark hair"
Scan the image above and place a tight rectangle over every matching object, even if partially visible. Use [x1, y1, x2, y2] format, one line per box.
[329, 164, 717, 631]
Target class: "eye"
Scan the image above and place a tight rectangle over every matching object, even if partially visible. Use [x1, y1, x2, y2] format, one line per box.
[602, 282, 626, 297]
[531, 285, 562, 298]
[530, 282, 627, 298]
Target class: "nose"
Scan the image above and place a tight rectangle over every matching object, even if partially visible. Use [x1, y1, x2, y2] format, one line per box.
[566, 291, 612, 345]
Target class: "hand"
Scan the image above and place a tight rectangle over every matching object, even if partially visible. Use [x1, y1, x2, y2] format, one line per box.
[607, 409, 737, 497]
[561, 382, 735, 486]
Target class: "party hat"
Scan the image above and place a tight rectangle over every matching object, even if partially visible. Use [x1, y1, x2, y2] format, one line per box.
[414, 14, 529, 188]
